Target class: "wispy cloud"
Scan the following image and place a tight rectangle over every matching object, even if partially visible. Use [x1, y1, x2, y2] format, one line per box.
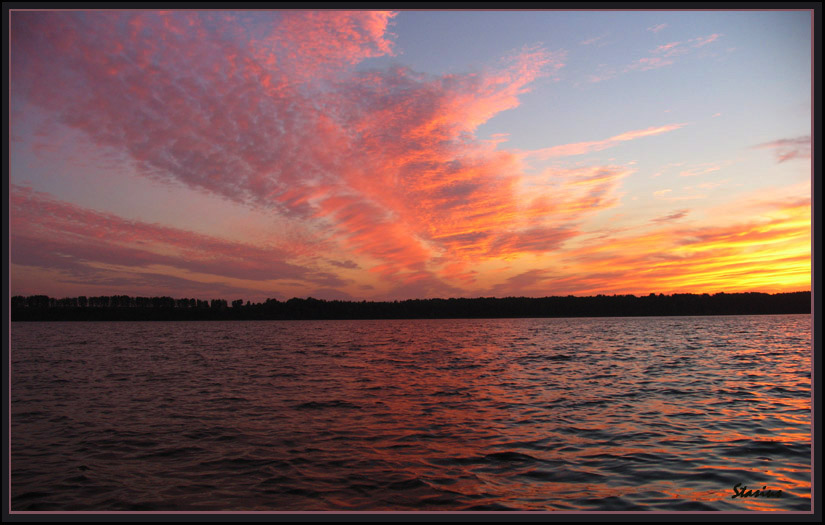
[328, 259, 361, 270]
[651, 162, 684, 178]
[694, 180, 728, 190]
[651, 40, 694, 60]
[580, 34, 607, 46]
[625, 56, 676, 72]
[9, 185, 338, 287]
[541, 198, 810, 295]
[753, 136, 812, 163]
[488, 268, 555, 296]
[647, 23, 668, 33]
[692, 33, 721, 47]
[527, 124, 685, 160]
[13, 11, 623, 299]
[588, 33, 721, 82]
[679, 164, 722, 177]
[652, 209, 689, 223]
[10, 12, 808, 301]
[586, 67, 618, 83]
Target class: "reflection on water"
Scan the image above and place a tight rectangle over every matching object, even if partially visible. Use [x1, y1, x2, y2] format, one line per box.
[11, 315, 811, 511]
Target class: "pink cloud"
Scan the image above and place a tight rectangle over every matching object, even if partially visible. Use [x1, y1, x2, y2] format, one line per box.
[753, 136, 812, 163]
[587, 32, 720, 84]
[528, 124, 685, 160]
[652, 41, 685, 57]
[488, 226, 579, 256]
[580, 34, 607, 46]
[587, 71, 617, 83]
[625, 56, 675, 72]
[647, 23, 668, 33]
[13, 11, 652, 299]
[692, 33, 721, 47]
[9, 185, 343, 288]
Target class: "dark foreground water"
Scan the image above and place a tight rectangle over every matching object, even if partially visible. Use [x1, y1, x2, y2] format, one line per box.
[11, 315, 812, 512]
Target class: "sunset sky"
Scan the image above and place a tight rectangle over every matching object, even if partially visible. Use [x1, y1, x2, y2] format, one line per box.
[9, 9, 812, 302]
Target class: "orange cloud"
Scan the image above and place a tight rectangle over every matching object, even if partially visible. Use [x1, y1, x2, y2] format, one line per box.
[12, 11, 587, 297]
[527, 124, 685, 160]
[540, 198, 810, 296]
[12, 12, 803, 302]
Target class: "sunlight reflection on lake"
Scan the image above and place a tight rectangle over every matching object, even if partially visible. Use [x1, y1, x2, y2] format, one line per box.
[11, 315, 811, 511]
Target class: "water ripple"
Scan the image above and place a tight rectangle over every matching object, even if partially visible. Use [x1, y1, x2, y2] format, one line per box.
[11, 315, 811, 511]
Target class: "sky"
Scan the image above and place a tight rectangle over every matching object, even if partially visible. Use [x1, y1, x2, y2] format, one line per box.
[9, 9, 813, 302]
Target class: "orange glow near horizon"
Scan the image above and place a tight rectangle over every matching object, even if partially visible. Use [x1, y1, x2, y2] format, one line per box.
[9, 182, 810, 300]
[9, 10, 812, 301]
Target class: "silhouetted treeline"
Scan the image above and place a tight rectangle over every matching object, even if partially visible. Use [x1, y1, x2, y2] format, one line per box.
[10, 291, 811, 321]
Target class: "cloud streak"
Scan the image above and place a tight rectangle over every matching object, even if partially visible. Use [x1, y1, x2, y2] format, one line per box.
[588, 33, 722, 82]
[10, 12, 809, 301]
[652, 209, 689, 223]
[526, 124, 685, 160]
[754, 136, 812, 163]
[11, 10, 600, 294]
[544, 198, 811, 295]
[9, 185, 343, 290]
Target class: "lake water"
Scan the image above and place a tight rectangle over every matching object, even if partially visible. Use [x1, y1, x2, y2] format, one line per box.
[10, 315, 812, 512]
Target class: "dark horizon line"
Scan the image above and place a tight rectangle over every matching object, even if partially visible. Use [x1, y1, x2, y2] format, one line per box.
[11, 291, 811, 321]
[10, 289, 814, 303]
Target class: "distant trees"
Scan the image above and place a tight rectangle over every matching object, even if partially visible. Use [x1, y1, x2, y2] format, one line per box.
[10, 291, 812, 322]
[210, 299, 227, 310]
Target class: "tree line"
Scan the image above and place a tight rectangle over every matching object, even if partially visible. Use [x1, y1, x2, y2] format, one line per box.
[10, 291, 811, 321]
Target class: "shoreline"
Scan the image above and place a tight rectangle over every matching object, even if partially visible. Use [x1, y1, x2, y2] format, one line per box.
[11, 291, 812, 322]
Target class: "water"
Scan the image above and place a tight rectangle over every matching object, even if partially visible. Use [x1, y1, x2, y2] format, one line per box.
[10, 315, 812, 512]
